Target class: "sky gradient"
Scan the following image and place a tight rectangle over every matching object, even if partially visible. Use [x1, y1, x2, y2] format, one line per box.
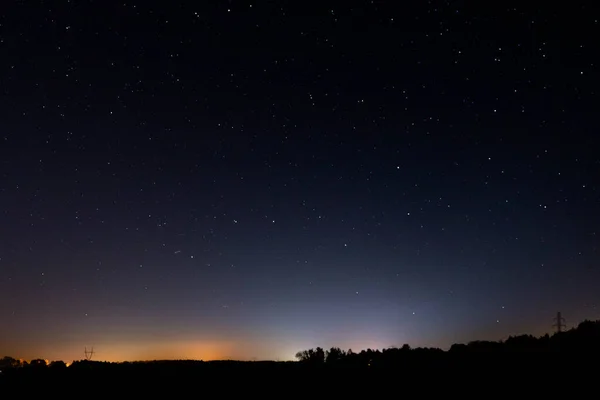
[1, 1, 598, 362]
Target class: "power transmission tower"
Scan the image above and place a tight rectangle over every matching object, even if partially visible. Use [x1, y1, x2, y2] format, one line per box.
[552, 312, 566, 333]
[84, 347, 95, 361]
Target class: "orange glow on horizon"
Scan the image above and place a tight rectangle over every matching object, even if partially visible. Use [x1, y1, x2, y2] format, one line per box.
[69, 339, 240, 362]
[2, 331, 408, 363]
[2, 338, 249, 364]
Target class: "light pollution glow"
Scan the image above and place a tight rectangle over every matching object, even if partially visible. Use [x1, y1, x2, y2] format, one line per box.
[3, 303, 575, 363]
[4, 335, 398, 363]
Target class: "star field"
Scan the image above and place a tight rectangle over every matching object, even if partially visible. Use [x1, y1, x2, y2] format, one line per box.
[0, 1, 598, 362]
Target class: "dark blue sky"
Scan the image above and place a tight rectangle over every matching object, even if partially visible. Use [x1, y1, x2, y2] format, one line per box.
[0, 1, 598, 362]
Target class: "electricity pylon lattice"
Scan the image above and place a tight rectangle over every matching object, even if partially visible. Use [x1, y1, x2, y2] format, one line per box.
[84, 346, 95, 361]
[552, 312, 566, 333]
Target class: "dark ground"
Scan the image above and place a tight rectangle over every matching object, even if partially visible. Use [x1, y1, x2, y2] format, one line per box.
[0, 356, 593, 396]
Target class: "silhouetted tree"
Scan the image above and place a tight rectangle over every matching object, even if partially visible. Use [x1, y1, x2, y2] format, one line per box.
[0, 356, 21, 370]
[313, 347, 325, 363]
[29, 359, 47, 368]
[325, 347, 345, 364]
[449, 343, 467, 353]
[295, 350, 309, 361]
[49, 360, 67, 369]
[295, 347, 325, 364]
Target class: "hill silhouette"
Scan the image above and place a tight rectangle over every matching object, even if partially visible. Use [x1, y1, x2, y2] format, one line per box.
[2, 319, 599, 394]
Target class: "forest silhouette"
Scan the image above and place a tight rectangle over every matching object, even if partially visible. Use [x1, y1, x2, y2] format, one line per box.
[2, 319, 599, 393]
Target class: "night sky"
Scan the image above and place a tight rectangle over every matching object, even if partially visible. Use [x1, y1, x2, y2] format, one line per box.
[1, 1, 598, 362]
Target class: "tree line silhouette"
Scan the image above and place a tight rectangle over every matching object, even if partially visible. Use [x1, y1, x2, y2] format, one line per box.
[1, 319, 599, 392]
[294, 319, 600, 367]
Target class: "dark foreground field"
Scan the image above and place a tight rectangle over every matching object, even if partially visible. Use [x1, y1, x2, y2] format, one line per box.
[0, 355, 595, 395]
